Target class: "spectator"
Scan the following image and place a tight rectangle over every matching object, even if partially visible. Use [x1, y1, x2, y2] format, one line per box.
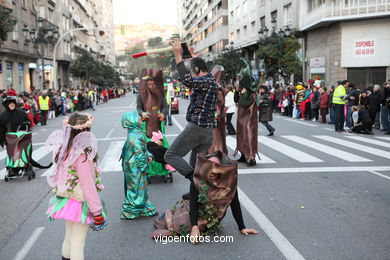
[257, 85, 275, 136]
[367, 84, 381, 130]
[333, 80, 349, 132]
[38, 91, 50, 125]
[380, 80, 390, 134]
[345, 83, 359, 130]
[352, 105, 373, 134]
[319, 87, 329, 123]
[311, 86, 320, 122]
[328, 86, 335, 124]
[224, 85, 236, 135]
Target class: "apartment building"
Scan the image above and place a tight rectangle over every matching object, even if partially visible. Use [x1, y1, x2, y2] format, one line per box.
[0, 0, 40, 92]
[178, 0, 229, 59]
[0, 0, 115, 91]
[301, 0, 390, 87]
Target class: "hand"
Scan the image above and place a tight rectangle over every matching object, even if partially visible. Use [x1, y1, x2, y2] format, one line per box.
[90, 214, 107, 231]
[240, 228, 260, 235]
[171, 38, 183, 63]
[148, 156, 153, 163]
[142, 112, 150, 119]
[350, 96, 355, 100]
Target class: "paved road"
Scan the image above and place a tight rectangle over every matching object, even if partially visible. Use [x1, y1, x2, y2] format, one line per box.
[0, 93, 389, 260]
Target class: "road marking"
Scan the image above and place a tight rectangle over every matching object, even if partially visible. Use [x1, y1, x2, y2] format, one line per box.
[0, 146, 51, 180]
[105, 122, 119, 139]
[280, 118, 318, 127]
[260, 136, 323, 163]
[172, 116, 184, 131]
[283, 135, 371, 162]
[238, 166, 390, 174]
[345, 135, 390, 149]
[369, 170, 390, 180]
[100, 141, 123, 172]
[13, 227, 45, 260]
[238, 187, 305, 260]
[314, 135, 390, 159]
[375, 136, 390, 142]
[226, 136, 275, 163]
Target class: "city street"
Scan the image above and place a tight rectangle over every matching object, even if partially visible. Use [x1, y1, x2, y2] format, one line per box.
[0, 94, 389, 260]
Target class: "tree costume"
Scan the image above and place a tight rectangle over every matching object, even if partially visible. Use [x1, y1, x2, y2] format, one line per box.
[234, 58, 258, 163]
[137, 68, 170, 178]
[120, 111, 157, 219]
[208, 65, 227, 154]
[151, 152, 246, 237]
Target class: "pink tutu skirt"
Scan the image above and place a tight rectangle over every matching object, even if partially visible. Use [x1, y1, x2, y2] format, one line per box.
[47, 197, 94, 224]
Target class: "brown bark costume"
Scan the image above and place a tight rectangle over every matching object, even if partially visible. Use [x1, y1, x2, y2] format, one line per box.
[138, 68, 165, 138]
[208, 65, 228, 154]
[150, 152, 237, 237]
[235, 58, 258, 160]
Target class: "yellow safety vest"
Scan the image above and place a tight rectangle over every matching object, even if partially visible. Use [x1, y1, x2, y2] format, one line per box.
[39, 96, 50, 110]
[332, 85, 346, 104]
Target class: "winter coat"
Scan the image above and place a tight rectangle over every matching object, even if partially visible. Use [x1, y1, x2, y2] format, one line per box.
[320, 92, 329, 109]
[311, 91, 320, 109]
[257, 93, 273, 122]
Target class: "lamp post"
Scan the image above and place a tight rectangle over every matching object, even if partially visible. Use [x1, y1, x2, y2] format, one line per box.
[24, 15, 59, 90]
[52, 26, 119, 90]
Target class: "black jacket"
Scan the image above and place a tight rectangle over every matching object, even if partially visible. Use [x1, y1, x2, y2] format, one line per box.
[0, 109, 30, 147]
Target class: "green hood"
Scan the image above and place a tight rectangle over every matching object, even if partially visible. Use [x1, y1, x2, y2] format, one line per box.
[238, 58, 256, 92]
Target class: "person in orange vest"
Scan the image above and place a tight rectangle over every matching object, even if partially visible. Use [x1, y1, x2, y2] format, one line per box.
[39, 92, 50, 125]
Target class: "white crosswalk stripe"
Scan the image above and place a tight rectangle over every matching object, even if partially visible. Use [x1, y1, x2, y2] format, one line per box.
[226, 136, 275, 164]
[375, 136, 390, 142]
[0, 146, 51, 180]
[314, 135, 390, 159]
[283, 135, 371, 162]
[260, 136, 323, 163]
[2, 134, 390, 178]
[345, 136, 390, 149]
[99, 141, 123, 172]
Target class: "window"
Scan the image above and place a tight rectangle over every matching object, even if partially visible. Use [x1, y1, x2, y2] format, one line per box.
[48, 8, 54, 23]
[236, 29, 240, 39]
[242, 0, 247, 14]
[18, 63, 24, 92]
[22, 0, 26, 8]
[39, 5, 45, 18]
[260, 16, 265, 29]
[6, 61, 13, 89]
[283, 4, 292, 25]
[236, 5, 240, 21]
[271, 10, 277, 20]
[251, 21, 255, 33]
[230, 11, 234, 22]
[12, 23, 18, 41]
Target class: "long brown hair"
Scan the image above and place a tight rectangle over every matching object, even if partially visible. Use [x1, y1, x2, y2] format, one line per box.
[54, 113, 96, 163]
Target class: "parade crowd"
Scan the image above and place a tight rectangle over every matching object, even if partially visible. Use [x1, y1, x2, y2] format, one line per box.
[166, 77, 390, 136]
[0, 86, 127, 129]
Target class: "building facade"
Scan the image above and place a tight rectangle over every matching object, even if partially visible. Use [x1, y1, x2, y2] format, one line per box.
[178, 0, 229, 60]
[301, 0, 390, 87]
[0, 0, 115, 92]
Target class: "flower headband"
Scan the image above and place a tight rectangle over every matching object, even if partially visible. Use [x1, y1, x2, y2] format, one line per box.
[63, 114, 94, 130]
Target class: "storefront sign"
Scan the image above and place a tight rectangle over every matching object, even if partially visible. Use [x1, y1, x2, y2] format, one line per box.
[310, 57, 325, 68]
[354, 40, 375, 57]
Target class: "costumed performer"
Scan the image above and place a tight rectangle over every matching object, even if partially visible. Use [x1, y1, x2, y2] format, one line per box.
[45, 113, 106, 260]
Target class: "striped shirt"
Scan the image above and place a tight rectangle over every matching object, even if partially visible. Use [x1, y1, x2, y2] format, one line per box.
[177, 62, 217, 128]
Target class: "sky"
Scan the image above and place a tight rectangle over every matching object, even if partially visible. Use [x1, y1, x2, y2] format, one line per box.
[113, 0, 178, 25]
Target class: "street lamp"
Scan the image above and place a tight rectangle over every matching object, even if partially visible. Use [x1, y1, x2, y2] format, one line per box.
[278, 28, 284, 37]
[271, 18, 277, 31]
[285, 26, 291, 37]
[263, 27, 269, 37]
[22, 25, 29, 38]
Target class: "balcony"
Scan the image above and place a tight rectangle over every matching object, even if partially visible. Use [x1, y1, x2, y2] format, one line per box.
[193, 25, 228, 53]
[301, 0, 390, 31]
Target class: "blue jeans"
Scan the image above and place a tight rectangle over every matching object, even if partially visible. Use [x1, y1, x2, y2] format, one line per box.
[381, 105, 390, 131]
[346, 106, 353, 129]
[329, 105, 335, 123]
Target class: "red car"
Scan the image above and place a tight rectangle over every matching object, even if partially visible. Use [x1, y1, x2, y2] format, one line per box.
[171, 97, 179, 114]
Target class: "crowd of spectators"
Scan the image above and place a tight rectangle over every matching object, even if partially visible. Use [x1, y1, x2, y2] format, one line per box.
[0, 86, 127, 129]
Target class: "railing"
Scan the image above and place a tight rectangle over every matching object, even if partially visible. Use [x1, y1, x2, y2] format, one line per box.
[301, 0, 390, 30]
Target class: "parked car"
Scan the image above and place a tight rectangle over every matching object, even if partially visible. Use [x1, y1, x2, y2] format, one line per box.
[171, 97, 179, 114]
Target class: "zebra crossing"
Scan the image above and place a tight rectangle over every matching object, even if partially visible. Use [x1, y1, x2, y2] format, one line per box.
[0, 134, 389, 179]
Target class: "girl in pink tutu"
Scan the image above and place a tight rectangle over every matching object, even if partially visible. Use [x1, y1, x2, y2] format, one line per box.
[45, 113, 106, 260]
